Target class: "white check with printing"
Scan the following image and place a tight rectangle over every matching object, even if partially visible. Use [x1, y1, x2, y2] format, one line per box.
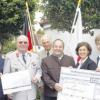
[57, 67, 100, 100]
[1, 70, 31, 94]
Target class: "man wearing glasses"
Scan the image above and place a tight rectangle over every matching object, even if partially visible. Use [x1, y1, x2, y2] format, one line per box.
[3, 35, 42, 100]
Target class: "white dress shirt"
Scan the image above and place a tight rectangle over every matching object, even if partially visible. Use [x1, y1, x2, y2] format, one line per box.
[77, 57, 88, 69]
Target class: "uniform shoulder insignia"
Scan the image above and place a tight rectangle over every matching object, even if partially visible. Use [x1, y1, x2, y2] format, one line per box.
[6, 51, 14, 58]
[15, 50, 19, 57]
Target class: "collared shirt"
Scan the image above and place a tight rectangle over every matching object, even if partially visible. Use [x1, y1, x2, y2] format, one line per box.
[20, 53, 27, 63]
[46, 51, 50, 57]
[77, 57, 88, 69]
[58, 54, 64, 60]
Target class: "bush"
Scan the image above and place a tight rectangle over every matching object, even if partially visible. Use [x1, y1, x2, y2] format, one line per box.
[2, 36, 16, 54]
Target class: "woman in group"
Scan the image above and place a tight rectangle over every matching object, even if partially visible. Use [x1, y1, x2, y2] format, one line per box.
[75, 42, 97, 70]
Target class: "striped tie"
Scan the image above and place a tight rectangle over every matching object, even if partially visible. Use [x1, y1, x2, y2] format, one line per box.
[47, 51, 50, 57]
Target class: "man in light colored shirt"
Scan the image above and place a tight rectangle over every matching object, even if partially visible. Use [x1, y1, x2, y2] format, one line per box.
[3, 35, 42, 100]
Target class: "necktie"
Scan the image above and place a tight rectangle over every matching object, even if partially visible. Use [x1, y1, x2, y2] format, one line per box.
[47, 51, 50, 56]
[22, 54, 26, 64]
[97, 56, 100, 66]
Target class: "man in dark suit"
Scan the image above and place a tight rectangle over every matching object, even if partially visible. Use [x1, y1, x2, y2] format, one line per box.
[0, 42, 8, 100]
[37, 34, 52, 100]
[41, 39, 75, 100]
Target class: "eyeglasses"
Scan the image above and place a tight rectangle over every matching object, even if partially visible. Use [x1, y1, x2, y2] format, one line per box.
[18, 41, 28, 44]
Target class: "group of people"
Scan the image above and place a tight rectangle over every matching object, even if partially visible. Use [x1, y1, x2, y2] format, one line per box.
[0, 34, 100, 100]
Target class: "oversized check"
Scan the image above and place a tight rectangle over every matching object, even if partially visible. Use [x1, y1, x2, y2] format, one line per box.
[1, 70, 32, 94]
[57, 67, 100, 100]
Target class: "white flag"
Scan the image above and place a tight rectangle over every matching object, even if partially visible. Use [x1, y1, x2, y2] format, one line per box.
[69, 7, 83, 63]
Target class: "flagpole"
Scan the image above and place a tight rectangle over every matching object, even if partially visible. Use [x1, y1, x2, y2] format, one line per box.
[69, 0, 82, 64]
[71, 0, 82, 34]
[25, 1, 36, 52]
[77, 0, 82, 8]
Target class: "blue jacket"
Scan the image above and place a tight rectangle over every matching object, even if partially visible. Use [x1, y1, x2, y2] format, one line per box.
[0, 55, 4, 97]
[75, 57, 97, 70]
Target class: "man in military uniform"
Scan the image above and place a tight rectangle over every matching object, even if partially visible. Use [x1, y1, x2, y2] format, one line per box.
[3, 35, 42, 100]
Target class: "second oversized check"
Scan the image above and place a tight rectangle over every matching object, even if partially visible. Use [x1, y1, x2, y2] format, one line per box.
[57, 67, 100, 100]
[1, 70, 32, 94]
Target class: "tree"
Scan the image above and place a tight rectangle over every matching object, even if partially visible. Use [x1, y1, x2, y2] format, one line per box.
[0, 0, 36, 42]
[43, 0, 100, 32]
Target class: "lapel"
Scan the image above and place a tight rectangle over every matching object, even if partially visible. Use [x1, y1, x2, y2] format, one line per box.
[16, 52, 32, 68]
[80, 57, 89, 69]
[17, 55, 26, 67]
[51, 55, 62, 66]
[25, 53, 32, 67]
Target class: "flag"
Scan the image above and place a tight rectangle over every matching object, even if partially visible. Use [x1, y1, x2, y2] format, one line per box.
[23, 15, 33, 51]
[69, 6, 83, 64]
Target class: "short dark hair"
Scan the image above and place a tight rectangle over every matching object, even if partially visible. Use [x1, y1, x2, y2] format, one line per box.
[76, 42, 92, 56]
[53, 39, 64, 48]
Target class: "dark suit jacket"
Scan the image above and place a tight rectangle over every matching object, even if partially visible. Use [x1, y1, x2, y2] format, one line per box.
[0, 55, 4, 97]
[41, 54, 75, 97]
[75, 57, 97, 70]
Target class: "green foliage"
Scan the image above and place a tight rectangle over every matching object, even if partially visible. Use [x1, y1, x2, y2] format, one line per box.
[2, 35, 16, 54]
[43, 0, 100, 31]
[82, 0, 100, 29]
[37, 29, 45, 35]
[0, 0, 36, 42]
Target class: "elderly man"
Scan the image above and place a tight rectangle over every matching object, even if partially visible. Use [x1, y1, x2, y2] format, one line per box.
[41, 39, 75, 100]
[37, 35, 52, 100]
[40, 34, 52, 58]
[3, 35, 42, 100]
